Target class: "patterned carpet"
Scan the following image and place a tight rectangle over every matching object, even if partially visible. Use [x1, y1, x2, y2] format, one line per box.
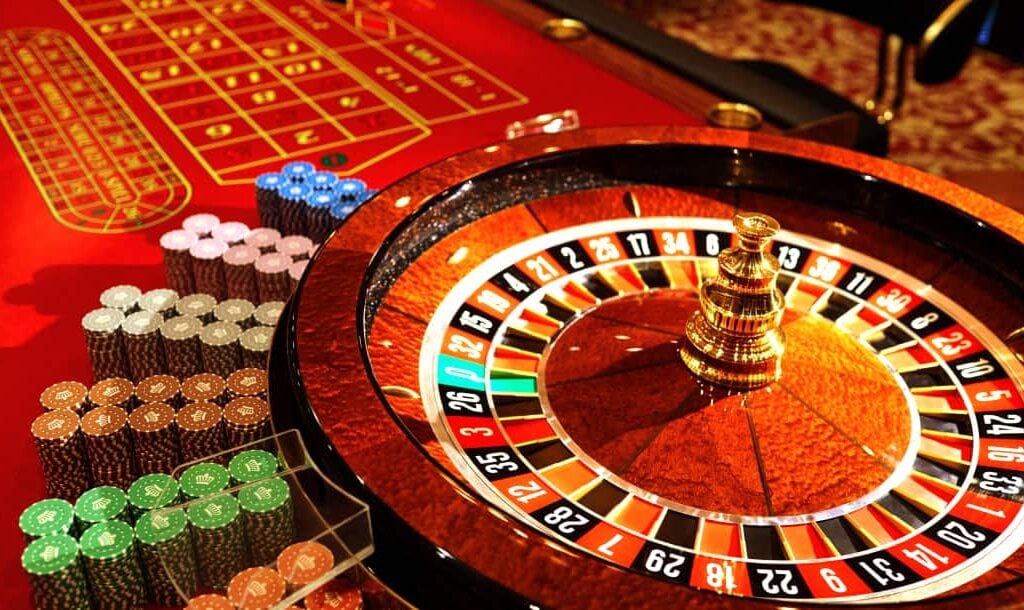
[615, 0, 1024, 178]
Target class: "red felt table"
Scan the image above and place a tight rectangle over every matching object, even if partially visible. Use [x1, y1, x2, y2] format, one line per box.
[0, 0, 704, 606]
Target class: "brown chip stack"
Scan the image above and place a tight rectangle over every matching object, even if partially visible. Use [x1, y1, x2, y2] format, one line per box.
[82, 307, 130, 381]
[214, 298, 255, 329]
[135, 374, 182, 410]
[239, 327, 272, 369]
[99, 285, 142, 314]
[128, 402, 180, 475]
[87, 377, 135, 413]
[199, 321, 242, 378]
[253, 301, 284, 327]
[122, 311, 168, 381]
[39, 381, 88, 412]
[139, 288, 179, 319]
[182, 373, 227, 406]
[276, 235, 314, 261]
[226, 368, 267, 400]
[177, 401, 225, 464]
[223, 397, 271, 449]
[190, 239, 229, 300]
[81, 406, 136, 490]
[255, 252, 292, 302]
[31, 410, 91, 500]
[160, 315, 204, 379]
[212, 221, 250, 246]
[182, 212, 219, 237]
[222, 245, 260, 302]
[160, 229, 199, 294]
[288, 259, 308, 292]
[175, 293, 217, 323]
[243, 227, 280, 253]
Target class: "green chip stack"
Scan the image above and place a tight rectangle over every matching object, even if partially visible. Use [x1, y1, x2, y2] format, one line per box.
[19, 499, 75, 542]
[74, 486, 128, 528]
[79, 521, 146, 609]
[127, 473, 180, 521]
[187, 494, 247, 588]
[238, 477, 295, 566]
[135, 508, 197, 606]
[179, 462, 230, 499]
[228, 449, 279, 484]
[21, 534, 90, 610]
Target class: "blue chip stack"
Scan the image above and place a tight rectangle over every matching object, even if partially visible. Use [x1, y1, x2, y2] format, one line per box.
[304, 191, 337, 243]
[253, 160, 375, 239]
[276, 182, 311, 236]
[255, 173, 285, 231]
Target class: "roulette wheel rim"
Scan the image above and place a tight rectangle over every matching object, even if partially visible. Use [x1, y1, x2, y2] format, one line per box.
[269, 127, 1024, 609]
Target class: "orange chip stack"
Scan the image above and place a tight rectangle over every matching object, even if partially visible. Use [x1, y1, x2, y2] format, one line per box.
[135, 374, 182, 410]
[31, 410, 91, 500]
[277, 541, 334, 587]
[81, 406, 136, 489]
[227, 567, 287, 610]
[177, 401, 226, 464]
[224, 397, 271, 449]
[128, 402, 180, 475]
[39, 381, 88, 413]
[88, 377, 135, 413]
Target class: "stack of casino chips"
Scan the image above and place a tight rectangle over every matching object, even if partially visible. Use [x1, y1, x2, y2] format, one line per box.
[238, 475, 294, 566]
[161, 314, 205, 379]
[81, 307, 129, 381]
[122, 310, 168, 381]
[127, 473, 179, 520]
[161, 229, 199, 294]
[199, 321, 244, 377]
[21, 535, 90, 610]
[135, 507, 197, 605]
[129, 402, 180, 474]
[255, 251, 293, 302]
[254, 161, 375, 239]
[79, 520, 147, 608]
[240, 325, 273, 368]
[178, 401, 227, 464]
[188, 493, 248, 588]
[224, 397, 272, 449]
[82, 406, 137, 489]
[31, 410, 91, 500]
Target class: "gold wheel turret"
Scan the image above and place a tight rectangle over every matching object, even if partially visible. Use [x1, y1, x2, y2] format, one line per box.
[680, 212, 786, 390]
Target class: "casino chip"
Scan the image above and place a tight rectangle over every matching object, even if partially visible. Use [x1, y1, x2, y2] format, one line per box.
[215, 298, 256, 329]
[253, 301, 284, 327]
[228, 566, 286, 609]
[304, 579, 364, 610]
[188, 493, 246, 588]
[128, 402, 180, 475]
[182, 372, 227, 404]
[304, 191, 337, 243]
[81, 406, 136, 489]
[187, 593, 235, 610]
[282, 160, 316, 182]
[30, 410, 90, 500]
[87, 377, 134, 412]
[256, 173, 286, 230]
[226, 367, 268, 399]
[122, 310, 167, 381]
[229, 449, 278, 484]
[74, 485, 129, 527]
[19, 498, 75, 541]
[39, 380, 88, 412]
[81, 307, 130, 381]
[244, 227, 281, 253]
[175, 293, 218, 323]
[179, 462, 230, 499]
[190, 238, 230, 300]
[127, 473, 180, 519]
[277, 540, 334, 585]
[135, 374, 182, 409]
[182, 213, 220, 237]
[160, 229, 200, 295]
[212, 220, 250, 245]
[224, 397, 271, 448]
[199, 321, 243, 378]
[276, 234, 313, 261]
[277, 183, 312, 236]
[139, 288, 179, 319]
[255, 252, 292, 302]
[99, 284, 141, 314]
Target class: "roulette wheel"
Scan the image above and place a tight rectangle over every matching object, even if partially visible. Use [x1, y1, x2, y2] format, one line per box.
[268, 126, 1024, 608]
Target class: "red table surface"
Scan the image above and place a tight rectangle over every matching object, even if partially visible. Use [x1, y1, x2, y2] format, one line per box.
[0, 0, 700, 605]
